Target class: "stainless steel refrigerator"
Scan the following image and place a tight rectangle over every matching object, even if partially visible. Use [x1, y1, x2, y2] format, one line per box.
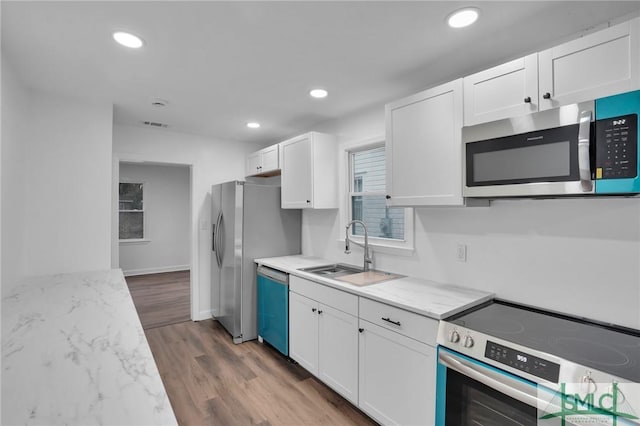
[211, 181, 301, 343]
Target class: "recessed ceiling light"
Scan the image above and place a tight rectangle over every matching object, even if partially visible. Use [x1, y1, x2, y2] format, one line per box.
[113, 31, 144, 48]
[309, 89, 328, 99]
[447, 8, 479, 28]
[246, 122, 261, 129]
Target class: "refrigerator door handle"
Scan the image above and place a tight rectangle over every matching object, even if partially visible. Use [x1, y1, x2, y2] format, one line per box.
[213, 211, 221, 251]
[214, 211, 223, 267]
[217, 211, 224, 267]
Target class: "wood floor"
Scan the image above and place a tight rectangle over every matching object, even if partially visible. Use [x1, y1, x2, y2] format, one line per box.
[125, 270, 191, 329]
[146, 319, 377, 426]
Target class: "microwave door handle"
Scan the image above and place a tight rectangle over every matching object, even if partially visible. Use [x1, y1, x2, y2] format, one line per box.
[578, 110, 593, 192]
[438, 351, 561, 412]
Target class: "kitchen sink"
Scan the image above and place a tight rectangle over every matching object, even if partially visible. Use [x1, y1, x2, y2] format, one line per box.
[299, 263, 363, 278]
[299, 264, 404, 286]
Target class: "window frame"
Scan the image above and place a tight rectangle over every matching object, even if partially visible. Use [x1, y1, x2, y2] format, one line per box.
[342, 139, 414, 255]
[118, 180, 148, 243]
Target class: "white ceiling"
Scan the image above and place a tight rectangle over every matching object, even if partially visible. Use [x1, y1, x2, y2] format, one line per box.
[3, 1, 640, 145]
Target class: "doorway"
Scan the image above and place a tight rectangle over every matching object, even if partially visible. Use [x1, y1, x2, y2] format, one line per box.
[115, 161, 192, 328]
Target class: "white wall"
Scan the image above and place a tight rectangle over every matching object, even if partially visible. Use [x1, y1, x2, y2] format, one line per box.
[1, 55, 113, 286]
[119, 163, 190, 276]
[24, 91, 113, 276]
[1, 54, 28, 291]
[306, 105, 640, 330]
[113, 124, 263, 320]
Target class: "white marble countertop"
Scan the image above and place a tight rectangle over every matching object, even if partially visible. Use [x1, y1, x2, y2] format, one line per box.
[2, 269, 177, 426]
[255, 255, 493, 319]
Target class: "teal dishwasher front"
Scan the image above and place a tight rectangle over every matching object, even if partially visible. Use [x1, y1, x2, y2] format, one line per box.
[257, 265, 289, 356]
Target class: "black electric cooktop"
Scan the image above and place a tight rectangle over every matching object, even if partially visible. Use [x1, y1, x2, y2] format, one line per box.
[447, 300, 640, 382]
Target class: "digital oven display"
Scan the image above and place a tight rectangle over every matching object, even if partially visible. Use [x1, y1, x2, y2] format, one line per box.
[485, 340, 560, 382]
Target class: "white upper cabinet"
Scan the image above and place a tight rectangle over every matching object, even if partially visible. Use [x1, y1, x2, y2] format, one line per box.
[538, 18, 640, 110]
[245, 143, 280, 177]
[246, 151, 262, 176]
[280, 132, 337, 209]
[463, 54, 538, 126]
[464, 18, 640, 125]
[385, 79, 465, 206]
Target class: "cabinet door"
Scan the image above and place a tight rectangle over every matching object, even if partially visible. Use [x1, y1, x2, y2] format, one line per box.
[289, 291, 319, 375]
[281, 135, 313, 208]
[261, 144, 279, 173]
[318, 304, 359, 405]
[539, 18, 640, 110]
[245, 152, 262, 177]
[463, 54, 538, 126]
[358, 320, 436, 426]
[386, 79, 464, 206]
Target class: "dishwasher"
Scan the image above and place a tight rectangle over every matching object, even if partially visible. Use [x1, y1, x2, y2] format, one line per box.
[257, 265, 289, 356]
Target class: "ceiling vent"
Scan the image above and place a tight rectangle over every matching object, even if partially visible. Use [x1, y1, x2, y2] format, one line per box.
[151, 98, 169, 108]
[142, 121, 168, 128]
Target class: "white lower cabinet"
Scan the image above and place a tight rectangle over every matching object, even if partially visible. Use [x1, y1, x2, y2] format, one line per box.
[289, 291, 319, 374]
[289, 276, 437, 424]
[358, 309, 437, 426]
[289, 277, 359, 404]
[318, 304, 359, 403]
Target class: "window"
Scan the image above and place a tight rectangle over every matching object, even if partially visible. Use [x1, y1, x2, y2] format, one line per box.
[348, 146, 407, 242]
[119, 182, 144, 240]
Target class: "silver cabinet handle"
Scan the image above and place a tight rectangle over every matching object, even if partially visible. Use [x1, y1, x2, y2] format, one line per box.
[578, 110, 593, 192]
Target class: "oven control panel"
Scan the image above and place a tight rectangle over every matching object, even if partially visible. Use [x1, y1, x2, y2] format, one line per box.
[485, 340, 560, 382]
[437, 322, 564, 385]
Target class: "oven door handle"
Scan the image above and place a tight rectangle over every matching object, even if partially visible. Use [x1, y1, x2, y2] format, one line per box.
[439, 351, 555, 410]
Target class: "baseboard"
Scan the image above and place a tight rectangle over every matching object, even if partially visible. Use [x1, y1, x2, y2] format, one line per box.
[123, 265, 190, 277]
[194, 309, 215, 322]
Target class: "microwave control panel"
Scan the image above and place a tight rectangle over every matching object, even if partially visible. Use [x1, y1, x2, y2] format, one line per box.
[595, 113, 637, 179]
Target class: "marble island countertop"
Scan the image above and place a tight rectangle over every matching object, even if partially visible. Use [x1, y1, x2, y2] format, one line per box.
[2, 269, 177, 426]
[255, 255, 493, 319]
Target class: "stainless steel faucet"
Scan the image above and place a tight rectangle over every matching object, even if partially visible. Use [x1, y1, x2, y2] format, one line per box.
[345, 220, 373, 272]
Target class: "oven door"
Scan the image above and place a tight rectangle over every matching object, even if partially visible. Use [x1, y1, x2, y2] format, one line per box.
[436, 347, 570, 426]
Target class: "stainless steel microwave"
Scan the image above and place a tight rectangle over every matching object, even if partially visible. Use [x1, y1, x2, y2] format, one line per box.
[462, 90, 640, 198]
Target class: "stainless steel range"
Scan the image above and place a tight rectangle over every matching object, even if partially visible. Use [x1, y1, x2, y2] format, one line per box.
[436, 300, 640, 425]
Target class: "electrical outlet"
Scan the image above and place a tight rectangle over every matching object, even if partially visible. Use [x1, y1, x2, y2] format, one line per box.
[457, 244, 467, 262]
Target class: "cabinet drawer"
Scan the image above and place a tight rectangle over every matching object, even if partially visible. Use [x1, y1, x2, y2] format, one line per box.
[359, 298, 437, 344]
[290, 275, 358, 316]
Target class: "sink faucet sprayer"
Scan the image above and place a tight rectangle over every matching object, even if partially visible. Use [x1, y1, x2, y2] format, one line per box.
[345, 220, 373, 272]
